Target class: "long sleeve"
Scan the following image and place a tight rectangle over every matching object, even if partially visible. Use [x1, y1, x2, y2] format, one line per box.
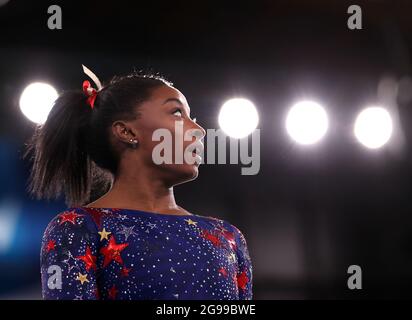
[40, 209, 100, 300]
[232, 225, 253, 300]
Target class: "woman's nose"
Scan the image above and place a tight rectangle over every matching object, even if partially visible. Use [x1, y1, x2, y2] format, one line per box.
[193, 123, 206, 139]
[190, 120, 206, 139]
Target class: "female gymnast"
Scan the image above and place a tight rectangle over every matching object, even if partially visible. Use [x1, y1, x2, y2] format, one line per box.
[24, 66, 253, 300]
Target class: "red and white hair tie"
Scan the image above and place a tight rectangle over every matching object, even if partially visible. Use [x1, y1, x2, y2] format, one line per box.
[82, 64, 103, 109]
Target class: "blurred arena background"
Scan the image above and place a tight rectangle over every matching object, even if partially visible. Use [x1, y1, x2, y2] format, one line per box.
[0, 0, 412, 299]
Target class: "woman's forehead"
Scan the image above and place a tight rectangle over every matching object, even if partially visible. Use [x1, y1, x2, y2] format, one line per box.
[136, 85, 189, 117]
[150, 85, 188, 104]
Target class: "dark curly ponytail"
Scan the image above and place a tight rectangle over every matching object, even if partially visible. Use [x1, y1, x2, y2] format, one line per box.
[23, 70, 172, 207]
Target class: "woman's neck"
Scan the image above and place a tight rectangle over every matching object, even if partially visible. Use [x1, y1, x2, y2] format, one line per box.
[85, 172, 191, 216]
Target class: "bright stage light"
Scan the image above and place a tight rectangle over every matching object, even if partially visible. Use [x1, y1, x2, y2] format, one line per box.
[285, 100, 329, 145]
[354, 106, 393, 149]
[218, 98, 259, 138]
[19, 82, 58, 124]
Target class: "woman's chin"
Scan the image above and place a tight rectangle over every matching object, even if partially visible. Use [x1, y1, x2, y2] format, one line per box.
[183, 162, 200, 178]
[157, 156, 202, 185]
[172, 163, 200, 185]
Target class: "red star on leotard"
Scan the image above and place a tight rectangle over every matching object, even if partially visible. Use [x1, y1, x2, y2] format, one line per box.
[120, 266, 131, 277]
[221, 230, 237, 251]
[45, 240, 56, 252]
[200, 229, 222, 247]
[76, 246, 97, 271]
[218, 267, 228, 277]
[58, 211, 83, 225]
[236, 269, 249, 291]
[80, 207, 114, 229]
[100, 235, 129, 268]
[108, 285, 118, 299]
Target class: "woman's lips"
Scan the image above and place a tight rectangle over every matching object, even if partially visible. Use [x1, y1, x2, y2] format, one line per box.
[192, 151, 202, 164]
[184, 141, 203, 165]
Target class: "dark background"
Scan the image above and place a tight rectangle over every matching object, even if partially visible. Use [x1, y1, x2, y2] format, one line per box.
[0, 0, 412, 299]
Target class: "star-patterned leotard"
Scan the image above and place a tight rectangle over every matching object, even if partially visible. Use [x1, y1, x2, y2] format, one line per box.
[40, 207, 253, 300]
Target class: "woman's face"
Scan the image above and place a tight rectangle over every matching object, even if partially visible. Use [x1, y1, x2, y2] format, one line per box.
[133, 85, 206, 185]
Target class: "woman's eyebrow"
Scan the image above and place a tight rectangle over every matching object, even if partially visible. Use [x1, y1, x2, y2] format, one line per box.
[162, 98, 184, 106]
[162, 98, 191, 114]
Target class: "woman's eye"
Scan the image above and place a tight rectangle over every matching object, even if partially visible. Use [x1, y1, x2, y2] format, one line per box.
[173, 109, 183, 117]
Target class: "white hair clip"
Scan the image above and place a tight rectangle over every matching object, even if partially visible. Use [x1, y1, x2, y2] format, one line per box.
[82, 64, 103, 90]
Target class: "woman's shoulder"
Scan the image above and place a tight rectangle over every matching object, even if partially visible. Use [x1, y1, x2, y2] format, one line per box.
[43, 207, 100, 237]
[196, 214, 247, 240]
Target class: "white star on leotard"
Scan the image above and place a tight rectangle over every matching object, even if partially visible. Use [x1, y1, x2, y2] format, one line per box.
[146, 222, 157, 229]
[117, 225, 138, 241]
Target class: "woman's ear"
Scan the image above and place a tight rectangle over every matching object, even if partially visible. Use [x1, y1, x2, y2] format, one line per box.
[112, 121, 140, 147]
